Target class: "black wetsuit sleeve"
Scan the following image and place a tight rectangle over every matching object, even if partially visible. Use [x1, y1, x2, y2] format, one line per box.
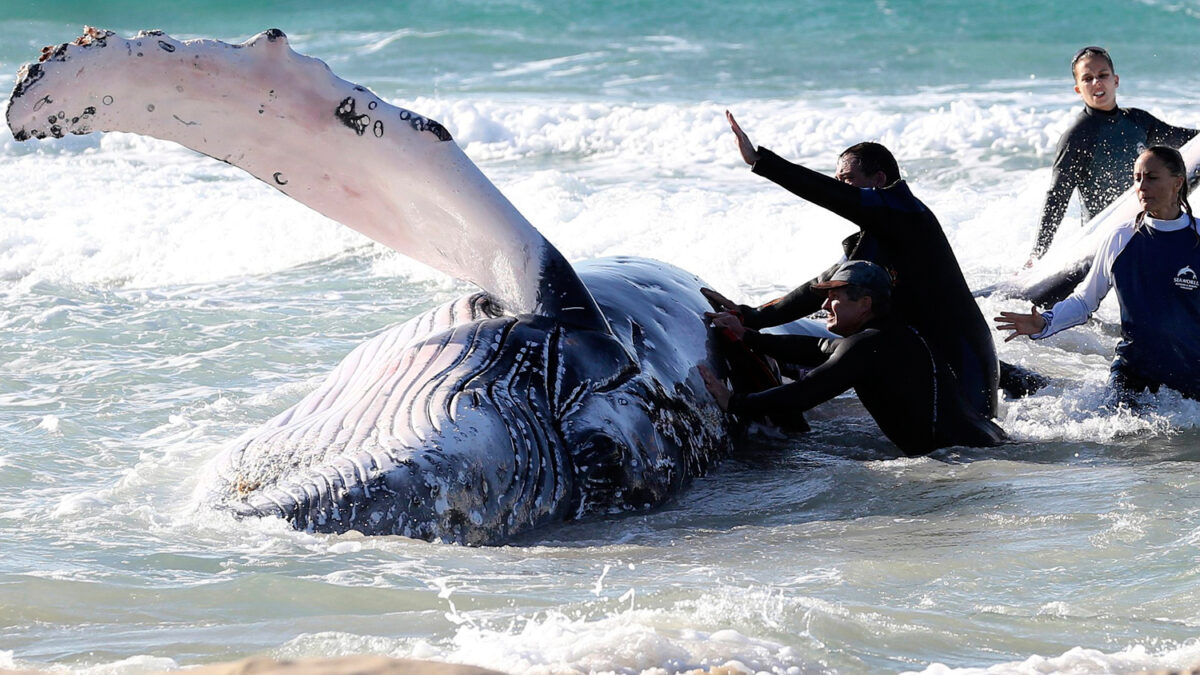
[737, 262, 838, 329]
[1032, 130, 1085, 259]
[742, 330, 828, 367]
[1132, 108, 1199, 148]
[752, 148, 889, 233]
[730, 333, 870, 420]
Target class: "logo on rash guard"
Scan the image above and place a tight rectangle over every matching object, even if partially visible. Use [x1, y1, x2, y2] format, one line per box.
[1175, 266, 1199, 291]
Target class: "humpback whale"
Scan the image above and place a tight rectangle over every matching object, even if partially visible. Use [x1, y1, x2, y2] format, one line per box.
[6, 28, 743, 544]
[979, 134, 1200, 307]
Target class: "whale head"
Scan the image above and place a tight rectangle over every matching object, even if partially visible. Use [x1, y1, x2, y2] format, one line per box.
[203, 263, 728, 544]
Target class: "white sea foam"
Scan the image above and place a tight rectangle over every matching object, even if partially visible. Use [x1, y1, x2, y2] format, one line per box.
[912, 643, 1200, 675]
[5, 95, 1196, 303]
[411, 610, 811, 675]
[74, 655, 180, 675]
[37, 414, 61, 433]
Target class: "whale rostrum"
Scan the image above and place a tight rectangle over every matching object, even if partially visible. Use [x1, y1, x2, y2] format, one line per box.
[7, 28, 735, 544]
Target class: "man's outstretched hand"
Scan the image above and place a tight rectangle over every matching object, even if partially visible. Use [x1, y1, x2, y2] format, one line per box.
[700, 286, 737, 312]
[726, 110, 760, 166]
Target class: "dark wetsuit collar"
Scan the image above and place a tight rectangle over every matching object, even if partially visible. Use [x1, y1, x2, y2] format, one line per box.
[856, 313, 900, 333]
[1083, 104, 1121, 118]
[876, 180, 915, 203]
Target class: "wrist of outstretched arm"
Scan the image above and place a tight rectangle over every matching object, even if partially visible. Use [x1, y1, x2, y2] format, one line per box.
[1030, 310, 1054, 339]
[1034, 293, 1097, 339]
[732, 303, 754, 321]
[750, 146, 776, 175]
[1031, 220, 1059, 258]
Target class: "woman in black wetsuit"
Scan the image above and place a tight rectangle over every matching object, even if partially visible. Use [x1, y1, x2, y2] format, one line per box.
[1029, 47, 1197, 264]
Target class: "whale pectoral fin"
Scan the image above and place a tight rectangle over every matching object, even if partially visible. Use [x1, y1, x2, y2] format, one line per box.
[978, 254, 1092, 307]
[7, 28, 613, 333]
[1019, 257, 1092, 308]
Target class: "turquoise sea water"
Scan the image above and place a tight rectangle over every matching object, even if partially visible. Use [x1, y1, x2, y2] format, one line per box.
[7, 0, 1200, 100]
[5, 1, 1200, 673]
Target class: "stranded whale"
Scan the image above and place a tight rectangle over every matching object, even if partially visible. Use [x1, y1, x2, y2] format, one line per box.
[6, 28, 747, 544]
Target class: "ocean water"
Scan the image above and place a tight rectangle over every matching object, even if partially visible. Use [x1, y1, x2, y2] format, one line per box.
[5, 1, 1200, 673]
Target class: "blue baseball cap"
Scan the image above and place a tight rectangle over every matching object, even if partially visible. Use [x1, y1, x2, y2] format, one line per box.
[811, 260, 893, 300]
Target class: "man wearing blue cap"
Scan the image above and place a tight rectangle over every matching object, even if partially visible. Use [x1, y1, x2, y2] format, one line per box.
[718, 112, 1004, 418]
[701, 261, 1006, 456]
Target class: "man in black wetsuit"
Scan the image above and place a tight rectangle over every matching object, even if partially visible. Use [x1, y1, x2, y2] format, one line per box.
[700, 261, 1006, 456]
[712, 111, 1002, 418]
[1029, 46, 1197, 262]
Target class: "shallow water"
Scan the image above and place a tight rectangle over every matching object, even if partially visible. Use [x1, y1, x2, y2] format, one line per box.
[5, 2, 1200, 674]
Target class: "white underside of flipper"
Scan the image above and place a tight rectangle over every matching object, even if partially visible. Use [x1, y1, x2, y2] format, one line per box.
[6, 28, 606, 329]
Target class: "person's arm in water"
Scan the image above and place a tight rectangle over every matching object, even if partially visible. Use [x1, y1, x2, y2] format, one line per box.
[742, 328, 829, 368]
[701, 310, 869, 421]
[735, 263, 838, 329]
[727, 332, 872, 420]
[998, 221, 1128, 339]
[702, 266, 832, 331]
[705, 312, 828, 366]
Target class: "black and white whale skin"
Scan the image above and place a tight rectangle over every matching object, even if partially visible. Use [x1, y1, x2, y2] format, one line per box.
[6, 28, 734, 544]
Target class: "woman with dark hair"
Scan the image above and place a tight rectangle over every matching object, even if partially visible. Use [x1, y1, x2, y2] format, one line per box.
[996, 146, 1200, 403]
[1028, 47, 1197, 264]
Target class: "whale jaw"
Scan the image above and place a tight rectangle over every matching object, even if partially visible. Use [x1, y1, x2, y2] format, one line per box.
[202, 296, 579, 545]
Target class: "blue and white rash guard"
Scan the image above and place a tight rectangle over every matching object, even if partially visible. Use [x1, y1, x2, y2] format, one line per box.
[1035, 212, 1200, 397]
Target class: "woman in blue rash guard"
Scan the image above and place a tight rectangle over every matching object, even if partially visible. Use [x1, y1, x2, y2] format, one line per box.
[995, 146, 1200, 405]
